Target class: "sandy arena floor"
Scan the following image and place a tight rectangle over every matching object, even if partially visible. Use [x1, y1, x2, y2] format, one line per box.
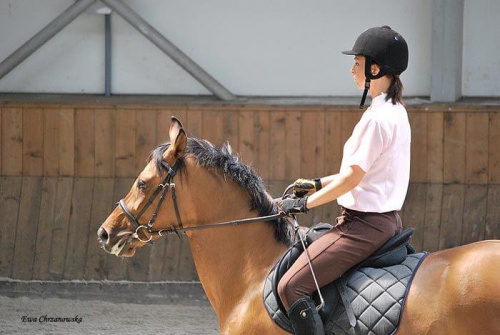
[0, 295, 218, 334]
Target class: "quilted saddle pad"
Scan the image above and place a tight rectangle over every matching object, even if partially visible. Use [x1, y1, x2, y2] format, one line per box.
[263, 252, 427, 335]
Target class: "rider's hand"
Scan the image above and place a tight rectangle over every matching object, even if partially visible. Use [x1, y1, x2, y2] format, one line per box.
[293, 178, 322, 198]
[278, 196, 309, 216]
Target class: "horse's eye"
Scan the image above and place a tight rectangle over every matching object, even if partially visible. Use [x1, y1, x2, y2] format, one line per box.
[137, 179, 147, 190]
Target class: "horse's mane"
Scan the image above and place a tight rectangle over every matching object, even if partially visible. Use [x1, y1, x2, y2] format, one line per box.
[151, 137, 295, 246]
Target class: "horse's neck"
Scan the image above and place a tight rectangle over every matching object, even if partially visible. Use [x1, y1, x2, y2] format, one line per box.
[186, 211, 287, 323]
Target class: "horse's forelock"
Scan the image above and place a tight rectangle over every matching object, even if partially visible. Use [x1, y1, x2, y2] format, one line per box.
[149, 141, 178, 177]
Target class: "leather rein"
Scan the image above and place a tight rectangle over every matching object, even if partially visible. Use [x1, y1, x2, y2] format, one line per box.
[117, 159, 281, 243]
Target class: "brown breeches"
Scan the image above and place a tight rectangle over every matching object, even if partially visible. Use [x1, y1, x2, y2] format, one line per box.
[277, 207, 403, 311]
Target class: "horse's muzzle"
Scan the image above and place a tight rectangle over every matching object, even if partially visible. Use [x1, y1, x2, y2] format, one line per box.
[97, 226, 135, 256]
[97, 227, 109, 245]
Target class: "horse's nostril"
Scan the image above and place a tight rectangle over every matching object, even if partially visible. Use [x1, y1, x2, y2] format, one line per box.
[97, 227, 109, 243]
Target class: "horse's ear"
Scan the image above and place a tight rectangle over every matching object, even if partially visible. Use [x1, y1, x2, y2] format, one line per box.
[163, 116, 187, 161]
[168, 116, 184, 138]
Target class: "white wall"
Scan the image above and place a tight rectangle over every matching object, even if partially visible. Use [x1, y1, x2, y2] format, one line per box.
[463, 0, 500, 97]
[1, 0, 480, 98]
[0, 1, 103, 93]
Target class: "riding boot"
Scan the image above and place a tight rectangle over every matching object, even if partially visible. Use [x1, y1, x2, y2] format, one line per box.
[287, 297, 325, 335]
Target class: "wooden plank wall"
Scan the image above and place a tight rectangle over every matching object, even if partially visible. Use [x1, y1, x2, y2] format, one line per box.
[1, 103, 499, 282]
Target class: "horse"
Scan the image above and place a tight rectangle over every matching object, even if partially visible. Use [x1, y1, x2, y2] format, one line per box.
[98, 117, 500, 335]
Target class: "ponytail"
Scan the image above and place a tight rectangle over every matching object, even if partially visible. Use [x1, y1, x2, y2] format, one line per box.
[386, 75, 404, 105]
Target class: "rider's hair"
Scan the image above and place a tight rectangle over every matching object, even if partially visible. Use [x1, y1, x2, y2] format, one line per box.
[371, 60, 404, 106]
[387, 75, 404, 105]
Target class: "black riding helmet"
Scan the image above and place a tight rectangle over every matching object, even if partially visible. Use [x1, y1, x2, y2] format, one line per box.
[342, 26, 409, 108]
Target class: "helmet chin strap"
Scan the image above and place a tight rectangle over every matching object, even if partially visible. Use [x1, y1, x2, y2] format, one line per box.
[360, 79, 371, 109]
[360, 56, 385, 109]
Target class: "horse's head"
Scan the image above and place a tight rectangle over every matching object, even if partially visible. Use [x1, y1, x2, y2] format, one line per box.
[98, 116, 293, 258]
[97, 116, 188, 257]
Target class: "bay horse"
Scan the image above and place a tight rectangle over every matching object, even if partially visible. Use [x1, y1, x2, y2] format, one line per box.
[98, 117, 500, 335]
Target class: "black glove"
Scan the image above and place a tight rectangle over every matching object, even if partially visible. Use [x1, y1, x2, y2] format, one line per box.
[278, 196, 309, 216]
[293, 178, 322, 198]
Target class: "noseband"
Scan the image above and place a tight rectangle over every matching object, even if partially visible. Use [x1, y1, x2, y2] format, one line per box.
[117, 160, 184, 243]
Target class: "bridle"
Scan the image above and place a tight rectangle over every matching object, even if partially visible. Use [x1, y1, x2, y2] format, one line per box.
[117, 158, 281, 244]
[117, 160, 183, 243]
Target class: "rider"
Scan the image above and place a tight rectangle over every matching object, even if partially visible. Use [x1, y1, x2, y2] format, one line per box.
[277, 26, 410, 335]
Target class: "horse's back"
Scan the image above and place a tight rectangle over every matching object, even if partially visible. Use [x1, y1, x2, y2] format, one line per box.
[397, 240, 500, 335]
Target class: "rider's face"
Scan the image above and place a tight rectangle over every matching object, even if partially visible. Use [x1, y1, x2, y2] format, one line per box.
[350, 55, 381, 90]
[351, 55, 365, 90]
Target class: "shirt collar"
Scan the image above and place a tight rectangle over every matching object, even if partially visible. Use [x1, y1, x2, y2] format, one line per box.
[370, 92, 388, 109]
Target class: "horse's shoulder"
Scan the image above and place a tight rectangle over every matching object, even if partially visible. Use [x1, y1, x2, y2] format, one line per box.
[222, 290, 286, 334]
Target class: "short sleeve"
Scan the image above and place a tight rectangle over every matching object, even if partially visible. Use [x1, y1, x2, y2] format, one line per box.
[344, 120, 388, 172]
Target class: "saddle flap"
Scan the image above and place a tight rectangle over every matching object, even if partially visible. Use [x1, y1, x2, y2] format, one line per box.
[272, 223, 333, 312]
[305, 222, 334, 244]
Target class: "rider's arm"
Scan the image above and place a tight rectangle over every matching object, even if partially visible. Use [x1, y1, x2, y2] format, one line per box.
[306, 166, 365, 210]
[316, 174, 339, 188]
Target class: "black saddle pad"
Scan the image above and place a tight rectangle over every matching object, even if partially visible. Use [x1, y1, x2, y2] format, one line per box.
[265, 223, 417, 333]
[263, 252, 427, 334]
[272, 224, 415, 313]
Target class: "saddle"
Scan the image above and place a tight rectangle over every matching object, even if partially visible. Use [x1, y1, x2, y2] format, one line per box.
[263, 223, 427, 335]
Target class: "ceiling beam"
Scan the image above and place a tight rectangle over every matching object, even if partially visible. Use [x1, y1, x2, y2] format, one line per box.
[0, 0, 97, 80]
[101, 0, 237, 101]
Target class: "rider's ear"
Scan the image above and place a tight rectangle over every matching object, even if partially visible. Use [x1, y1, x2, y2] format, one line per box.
[371, 63, 380, 77]
[163, 117, 187, 162]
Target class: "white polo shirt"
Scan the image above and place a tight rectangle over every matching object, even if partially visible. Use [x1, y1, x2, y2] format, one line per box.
[337, 93, 411, 213]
